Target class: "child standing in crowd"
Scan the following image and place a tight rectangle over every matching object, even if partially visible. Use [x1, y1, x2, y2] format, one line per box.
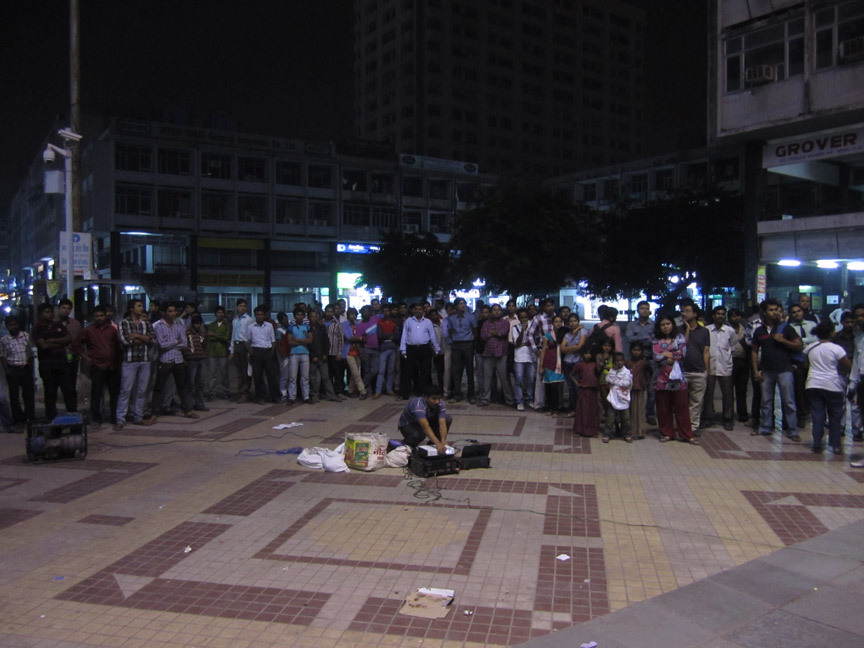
[572, 348, 600, 437]
[603, 352, 633, 443]
[626, 342, 650, 440]
[595, 337, 614, 427]
[540, 316, 566, 416]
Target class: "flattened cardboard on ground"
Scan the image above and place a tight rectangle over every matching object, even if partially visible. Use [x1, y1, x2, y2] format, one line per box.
[398, 588, 454, 619]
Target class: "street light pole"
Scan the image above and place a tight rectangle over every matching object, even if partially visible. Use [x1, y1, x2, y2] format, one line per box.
[64, 148, 73, 301]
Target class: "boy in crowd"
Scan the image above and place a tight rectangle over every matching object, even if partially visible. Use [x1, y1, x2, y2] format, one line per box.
[603, 352, 633, 443]
[185, 315, 209, 411]
[205, 306, 231, 400]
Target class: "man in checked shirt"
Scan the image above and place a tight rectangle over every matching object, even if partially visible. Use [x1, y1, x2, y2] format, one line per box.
[0, 315, 35, 427]
[115, 299, 157, 429]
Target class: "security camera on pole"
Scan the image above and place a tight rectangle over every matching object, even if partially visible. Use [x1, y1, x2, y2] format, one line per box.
[43, 127, 83, 301]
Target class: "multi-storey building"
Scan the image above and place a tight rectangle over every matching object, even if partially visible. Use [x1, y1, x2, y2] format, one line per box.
[710, 0, 864, 313]
[353, 0, 646, 178]
[3, 116, 494, 314]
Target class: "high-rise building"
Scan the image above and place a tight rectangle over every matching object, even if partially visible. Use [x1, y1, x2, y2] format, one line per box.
[353, 0, 646, 177]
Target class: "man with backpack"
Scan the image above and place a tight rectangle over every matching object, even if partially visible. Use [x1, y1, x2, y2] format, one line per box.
[750, 298, 803, 441]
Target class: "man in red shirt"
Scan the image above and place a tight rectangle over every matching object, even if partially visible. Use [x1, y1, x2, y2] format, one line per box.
[75, 305, 121, 426]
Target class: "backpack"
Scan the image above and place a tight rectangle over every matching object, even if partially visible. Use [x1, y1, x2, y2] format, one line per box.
[775, 321, 807, 365]
[586, 322, 614, 353]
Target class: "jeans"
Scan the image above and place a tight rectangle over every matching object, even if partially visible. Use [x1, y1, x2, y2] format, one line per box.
[152, 361, 190, 415]
[310, 358, 336, 400]
[704, 374, 734, 424]
[0, 370, 14, 431]
[288, 354, 310, 400]
[481, 355, 514, 406]
[250, 347, 280, 402]
[186, 358, 207, 409]
[377, 343, 397, 394]
[207, 356, 230, 398]
[759, 370, 797, 435]
[449, 341, 474, 399]
[40, 364, 77, 419]
[5, 364, 35, 422]
[806, 388, 844, 451]
[361, 348, 379, 394]
[89, 365, 120, 424]
[513, 361, 536, 406]
[117, 361, 150, 423]
[732, 356, 751, 420]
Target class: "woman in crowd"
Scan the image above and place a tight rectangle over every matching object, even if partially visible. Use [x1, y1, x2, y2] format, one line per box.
[804, 321, 851, 455]
[653, 314, 699, 445]
[540, 315, 567, 416]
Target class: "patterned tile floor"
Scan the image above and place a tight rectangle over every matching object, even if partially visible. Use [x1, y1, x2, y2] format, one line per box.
[1, 397, 863, 647]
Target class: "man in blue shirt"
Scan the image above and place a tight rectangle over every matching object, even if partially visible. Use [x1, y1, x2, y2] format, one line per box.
[400, 303, 440, 397]
[446, 297, 477, 403]
[229, 299, 252, 402]
[397, 387, 451, 452]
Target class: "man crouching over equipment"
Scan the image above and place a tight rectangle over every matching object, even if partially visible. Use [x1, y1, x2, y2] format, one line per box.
[397, 387, 452, 453]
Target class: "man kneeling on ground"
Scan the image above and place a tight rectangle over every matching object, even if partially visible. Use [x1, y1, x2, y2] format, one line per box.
[397, 387, 452, 453]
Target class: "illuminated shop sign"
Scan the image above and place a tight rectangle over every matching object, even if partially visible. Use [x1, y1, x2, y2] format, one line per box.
[336, 243, 380, 254]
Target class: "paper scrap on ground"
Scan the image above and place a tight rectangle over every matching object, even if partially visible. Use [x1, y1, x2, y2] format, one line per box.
[272, 422, 304, 430]
[581, 642, 598, 648]
[399, 588, 454, 619]
[556, 553, 571, 561]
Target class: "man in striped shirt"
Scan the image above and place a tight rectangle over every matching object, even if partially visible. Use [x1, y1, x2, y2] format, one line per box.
[0, 315, 35, 426]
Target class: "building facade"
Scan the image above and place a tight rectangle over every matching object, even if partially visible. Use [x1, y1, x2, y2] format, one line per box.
[353, 0, 646, 177]
[3, 116, 494, 315]
[710, 0, 864, 317]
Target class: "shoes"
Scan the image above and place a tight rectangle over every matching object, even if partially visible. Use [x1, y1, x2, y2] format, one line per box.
[303, 399, 312, 405]
[788, 434, 802, 442]
[468, 398, 476, 405]
[325, 396, 340, 402]
[285, 399, 295, 406]
[602, 436, 610, 443]
[517, 403, 525, 411]
[646, 416, 657, 426]
[182, 411, 200, 419]
[624, 436, 633, 443]
[832, 446, 844, 455]
[724, 422, 734, 431]
[477, 401, 489, 408]
[112, 423, 124, 431]
[812, 445, 823, 453]
[853, 434, 864, 442]
[372, 393, 381, 399]
[359, 393, 368, 401]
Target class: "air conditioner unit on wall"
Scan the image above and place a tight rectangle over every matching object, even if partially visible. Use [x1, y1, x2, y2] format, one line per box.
[840, 36, 864, 62]
[745, 65, 775, 85]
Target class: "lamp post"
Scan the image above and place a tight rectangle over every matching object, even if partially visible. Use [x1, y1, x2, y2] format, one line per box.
[44, 128, 82, 301]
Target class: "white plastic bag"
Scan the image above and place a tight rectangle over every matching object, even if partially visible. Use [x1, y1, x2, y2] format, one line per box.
[297, 448, 324, 470]
[318, 444, 350, 472]
[345, 432, 389, 471]
[385, 445, 411, 468]
[669, 360, 683, 381]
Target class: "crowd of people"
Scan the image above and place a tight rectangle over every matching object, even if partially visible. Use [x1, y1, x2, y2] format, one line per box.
[0, 293, 862, 457]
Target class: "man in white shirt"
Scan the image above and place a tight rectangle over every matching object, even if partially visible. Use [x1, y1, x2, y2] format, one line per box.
[245, 306, 280, 404]
[704, 305, 737, 431]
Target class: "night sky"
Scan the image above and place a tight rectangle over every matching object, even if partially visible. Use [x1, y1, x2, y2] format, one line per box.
[0, 0, 706, 211]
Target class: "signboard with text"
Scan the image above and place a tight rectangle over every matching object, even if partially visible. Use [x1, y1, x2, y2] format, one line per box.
[58, 232, 93, 278]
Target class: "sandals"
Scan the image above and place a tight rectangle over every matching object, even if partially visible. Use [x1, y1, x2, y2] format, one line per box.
[624, 436, 633, 444]
[688, 438, 701, 446]
[659, 436, 674, 443]
[602, 436, 610, 443]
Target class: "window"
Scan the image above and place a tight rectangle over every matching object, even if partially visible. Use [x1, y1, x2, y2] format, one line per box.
[238, 157, 267, 182]
[308, 165, 333, 188]
[201, 192, 233, 221]
[429, 212, 449, 233]
[275, 198, 303, 225]
[816, 1, 864, 68]
[402, 210, 422, 228]
[372, 173, 394, 193]
[724, 17, 804, 91]
[343, 202, 369, 226]
[198, 248, 258, 268]
[309, 201, 334, 226]
[115, 185, 152, 216]
[115, 145, 152, 172]
[580, 183, 597, 202]
[275, 161, 302, 185]
[157, 148, 191, 175]
[157, 189, 192, 218]
[655, 169, 675, 191]
[429, 179, 451, 200]
[629, 173, 647, 195]
[201, 153, 232, 179]
[238, 195, 267, 222]
[342, 169, 367, 191]
[603, 179, 619, 200]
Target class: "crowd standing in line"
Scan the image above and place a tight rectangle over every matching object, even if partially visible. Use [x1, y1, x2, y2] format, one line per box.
[0, 293, 862, 457]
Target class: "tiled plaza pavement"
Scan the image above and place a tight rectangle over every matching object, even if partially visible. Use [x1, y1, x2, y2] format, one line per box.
[0, 397, 862, 647]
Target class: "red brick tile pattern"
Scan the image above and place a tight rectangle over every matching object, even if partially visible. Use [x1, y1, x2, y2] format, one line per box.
[254, 498, 492, 575]
[0, 478, 28, 492]
[543, 486, 601, 537]
[106, 521, 231, 577]
[0, 507, 42, 531]
[742, 491, 830, 545]
[348, 597, 538, 644]
[77, 514, 134, 526]
[534, 545, 609, 621]
[203, 470, 298, 516]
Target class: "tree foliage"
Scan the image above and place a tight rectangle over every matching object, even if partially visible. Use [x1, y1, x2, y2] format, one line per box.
[450, 179, 598, 299]
[581, 192, 745, 310]
[354, 229, 454, 302]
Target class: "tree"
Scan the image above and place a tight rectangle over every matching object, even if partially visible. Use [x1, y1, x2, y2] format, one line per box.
[354, 229, 454, 302]
[581, 192, 745, 311]
[450, 179, 599, 300]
